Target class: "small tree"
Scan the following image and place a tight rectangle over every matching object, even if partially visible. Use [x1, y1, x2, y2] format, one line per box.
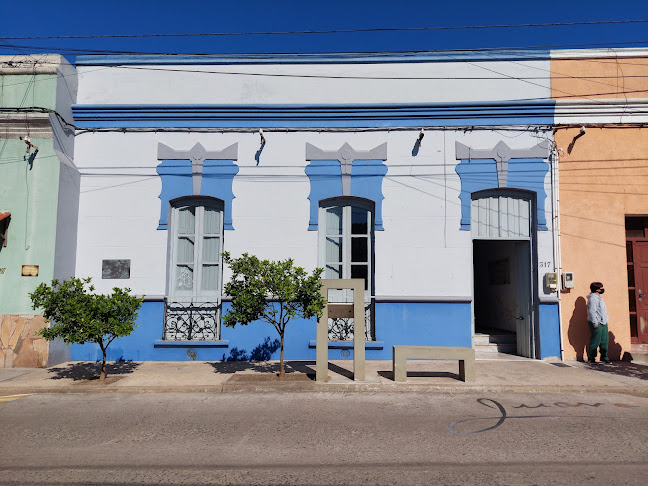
[30, 277, 143, 381]
[222, 252, 326, 379]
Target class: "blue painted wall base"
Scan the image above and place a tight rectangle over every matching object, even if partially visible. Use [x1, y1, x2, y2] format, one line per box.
[538, 303, 561, 359]
[71, 301, 475, 362]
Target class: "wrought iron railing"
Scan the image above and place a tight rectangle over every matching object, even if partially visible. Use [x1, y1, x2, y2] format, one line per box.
[163, 300, 220, 341]
[328, 300, 374, 341]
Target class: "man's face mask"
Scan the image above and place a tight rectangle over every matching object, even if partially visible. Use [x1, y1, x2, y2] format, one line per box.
[598, 288, 605, 294]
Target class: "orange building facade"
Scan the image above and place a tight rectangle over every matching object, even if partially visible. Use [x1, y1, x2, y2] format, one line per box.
[552, 49, 648, 361]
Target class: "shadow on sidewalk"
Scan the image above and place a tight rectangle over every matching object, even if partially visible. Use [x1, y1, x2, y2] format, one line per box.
[377, 370, 460, 381]
[208, 360, 316, 377]
[586, 362, 648, 381]
[47, 361, 140, 381]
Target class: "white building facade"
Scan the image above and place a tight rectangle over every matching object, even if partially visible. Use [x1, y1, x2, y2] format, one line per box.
[71, 51, 561, 362]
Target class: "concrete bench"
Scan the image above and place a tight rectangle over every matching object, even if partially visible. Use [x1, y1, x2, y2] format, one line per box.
[392, 345, 476, 382]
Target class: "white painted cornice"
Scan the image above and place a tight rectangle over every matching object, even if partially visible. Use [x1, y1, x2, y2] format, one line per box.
[550, 47, 648, 59]
[0, 113, 53, 138]
[554, 98, 648, 124]
[0, 54, 71, 74]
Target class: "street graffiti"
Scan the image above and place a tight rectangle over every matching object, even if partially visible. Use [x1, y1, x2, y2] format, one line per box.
[448, 398, 640, 436]
[513, 402, 604, 408]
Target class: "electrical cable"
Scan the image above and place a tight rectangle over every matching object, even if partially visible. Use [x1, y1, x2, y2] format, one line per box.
[3, 19, 648, 40]
[2, 40, 648, 57]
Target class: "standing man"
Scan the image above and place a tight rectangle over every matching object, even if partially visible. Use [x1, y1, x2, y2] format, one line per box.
[587, 282, 610, 364]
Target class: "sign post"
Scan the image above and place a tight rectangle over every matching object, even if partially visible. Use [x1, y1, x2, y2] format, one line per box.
[316, 278, 365, 382]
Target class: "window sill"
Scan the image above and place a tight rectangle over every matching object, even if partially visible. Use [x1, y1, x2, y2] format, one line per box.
[308, 340, 384, 350]
[154, 340, 229, 348]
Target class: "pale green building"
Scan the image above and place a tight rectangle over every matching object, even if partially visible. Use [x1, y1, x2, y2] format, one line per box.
[0, 55, 78, 367]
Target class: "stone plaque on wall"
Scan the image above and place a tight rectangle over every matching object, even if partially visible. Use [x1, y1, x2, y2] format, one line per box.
[102, 259, 131, 279]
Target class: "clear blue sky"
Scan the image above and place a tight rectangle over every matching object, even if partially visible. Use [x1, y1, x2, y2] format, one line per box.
[0, 0, 647, 60]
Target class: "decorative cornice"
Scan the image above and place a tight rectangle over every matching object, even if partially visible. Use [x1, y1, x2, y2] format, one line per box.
[76, 50, 555, 66]
[157, 142, 238, 162]
[72, 101, 555, 128]
[456, 141, 549, 188]
[553, 99, 648, 124]
[0, 54, 68, 74]
[157, 142, 238, 195]
[0, 114, 53, 138]
[306, 142, 387, 196]
[306, 142, 387, 164]
[550, 47, 648, 59]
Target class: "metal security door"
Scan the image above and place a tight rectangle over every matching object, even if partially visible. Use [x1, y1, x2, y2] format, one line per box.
[514, 241, 534, 358]
[633, 242, 648, 343]
[471, 191, 536, 358]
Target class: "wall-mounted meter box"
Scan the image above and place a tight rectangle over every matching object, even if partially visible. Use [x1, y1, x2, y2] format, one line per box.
[562, 272, 575, 289]
[544, 272, 558, 291]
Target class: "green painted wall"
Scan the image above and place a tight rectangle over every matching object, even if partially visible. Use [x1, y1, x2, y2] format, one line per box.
[0, 74, 58, 109]
[0, 67, 68, 315]
[0, 138, 61, 314]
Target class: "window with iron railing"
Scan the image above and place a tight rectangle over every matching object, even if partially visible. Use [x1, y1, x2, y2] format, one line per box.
[165, 197, 223, 340]
[318, 198, 375, 341]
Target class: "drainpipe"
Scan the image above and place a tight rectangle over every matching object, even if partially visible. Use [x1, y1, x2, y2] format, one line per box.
[551, 139, 565, 361]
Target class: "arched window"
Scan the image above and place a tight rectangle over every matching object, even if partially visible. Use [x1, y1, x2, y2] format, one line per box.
[168, 197, 224, 303]
[164, 197, 224, 341]
[318, 198, 375, 340]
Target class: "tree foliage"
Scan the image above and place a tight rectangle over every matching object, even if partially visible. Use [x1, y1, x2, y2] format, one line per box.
[30, 277, 143, 381]
[222, 252, 326, 378]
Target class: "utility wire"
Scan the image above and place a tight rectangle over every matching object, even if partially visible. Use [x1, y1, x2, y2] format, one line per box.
[2, 40, 648, 57]
[3, 59, 648, 85]
[3, 19, 648, 39]
[4, 104, 648, 138]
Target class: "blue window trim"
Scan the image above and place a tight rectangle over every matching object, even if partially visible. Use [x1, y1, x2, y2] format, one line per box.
[156, 159, 239, 230]
[305, 160, 387, 231]
[455, 157, 549, 231]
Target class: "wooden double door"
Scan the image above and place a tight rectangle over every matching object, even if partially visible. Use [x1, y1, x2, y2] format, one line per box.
[627, 217, 648, 344]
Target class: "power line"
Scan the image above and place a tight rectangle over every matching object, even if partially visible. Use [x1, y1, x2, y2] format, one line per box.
[3, 19, 648, 40]
[2, 40, 648, 57]
[479, 51, 643, 93]
[3, 84, 647, 136]
[5, 63, 648, 83]
[83, 64, 648, 84]
[2, 58, 648, 85]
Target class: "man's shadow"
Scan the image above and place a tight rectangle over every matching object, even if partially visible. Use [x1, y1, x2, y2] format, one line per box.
[608, 332, 623, 361]
[567, 296, 588, 361]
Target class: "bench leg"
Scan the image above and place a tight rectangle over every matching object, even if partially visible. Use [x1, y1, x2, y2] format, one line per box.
[393, 356, 407, 382]
[459, 359, 476, 382]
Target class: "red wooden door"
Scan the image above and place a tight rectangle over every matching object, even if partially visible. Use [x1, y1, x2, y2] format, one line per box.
[634, 242, 648, 344]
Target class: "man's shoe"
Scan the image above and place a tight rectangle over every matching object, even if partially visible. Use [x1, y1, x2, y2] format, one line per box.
[602, 359, 611, 364]
[588, 359, 597, 364]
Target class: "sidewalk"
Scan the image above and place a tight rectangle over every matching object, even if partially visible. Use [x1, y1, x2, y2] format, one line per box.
[0, 356, 647, 396]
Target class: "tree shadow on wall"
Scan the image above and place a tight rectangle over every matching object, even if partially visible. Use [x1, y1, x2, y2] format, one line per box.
[47, 359, 140, 381]
[208, 336, 314, 375]
[222, 336, 280, 362]
[567, 296, 589, 361]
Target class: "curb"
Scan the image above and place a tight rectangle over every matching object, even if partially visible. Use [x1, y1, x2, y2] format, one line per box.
[1, 383, 647, 397]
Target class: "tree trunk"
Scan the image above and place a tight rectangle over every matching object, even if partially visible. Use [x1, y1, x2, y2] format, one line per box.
[279, 331, 285, 379]
[99, 344, 107, 382]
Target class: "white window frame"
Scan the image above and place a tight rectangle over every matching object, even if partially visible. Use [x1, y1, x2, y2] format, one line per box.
[318, 198, 375, 340]
[167, 197, 224, 304]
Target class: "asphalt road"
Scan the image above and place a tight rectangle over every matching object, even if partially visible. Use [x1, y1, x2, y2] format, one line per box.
[1, 391, 647, 485]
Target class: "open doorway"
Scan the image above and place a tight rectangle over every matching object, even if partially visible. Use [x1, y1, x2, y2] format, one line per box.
[473, 239, 534, 357]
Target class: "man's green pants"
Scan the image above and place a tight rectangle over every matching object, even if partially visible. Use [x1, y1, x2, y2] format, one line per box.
[587, 321, 609, 361]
